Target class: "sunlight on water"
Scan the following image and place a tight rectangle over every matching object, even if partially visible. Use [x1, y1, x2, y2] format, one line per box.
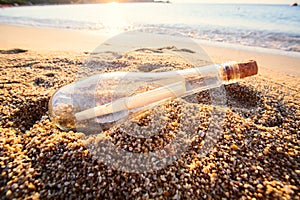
[0, 3, 299, 52]
[100, 3, 129, 34]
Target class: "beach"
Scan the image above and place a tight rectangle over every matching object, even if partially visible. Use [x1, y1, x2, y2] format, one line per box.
[0, 24, 299, 199]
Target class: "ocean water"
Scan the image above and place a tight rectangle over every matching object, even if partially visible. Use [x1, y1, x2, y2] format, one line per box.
[0, 3, 300, 52]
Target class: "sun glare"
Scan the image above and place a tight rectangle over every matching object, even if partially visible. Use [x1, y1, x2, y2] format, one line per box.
[102, 2, 128, 35]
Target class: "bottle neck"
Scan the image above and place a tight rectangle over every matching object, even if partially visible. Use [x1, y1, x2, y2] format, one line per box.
[219, 61, 241, 84]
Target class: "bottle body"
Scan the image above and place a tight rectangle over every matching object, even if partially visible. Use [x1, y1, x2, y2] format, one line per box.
[49, 64, 222, 131]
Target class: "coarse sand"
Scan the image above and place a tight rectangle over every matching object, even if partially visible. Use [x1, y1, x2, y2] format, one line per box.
[0, 48, 299, 199]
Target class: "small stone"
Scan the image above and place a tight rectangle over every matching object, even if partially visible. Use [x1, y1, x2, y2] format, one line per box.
[257, 193, 263, 198]
[28, 168, 34, 173]
[257, 184, 263, 189]
[224, 135, 231, 140]
[6, 190, 12, 197]
[230, 144, 238, 150]
[161, 175, 166, 182]
[28, 182, 36, 190]
[164, 190, 169, 196]
[241, 173, 248, 179]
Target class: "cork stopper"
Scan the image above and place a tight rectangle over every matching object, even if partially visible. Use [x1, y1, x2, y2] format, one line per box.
[220, 60, 258, 82]
[238, 60, 258, 79]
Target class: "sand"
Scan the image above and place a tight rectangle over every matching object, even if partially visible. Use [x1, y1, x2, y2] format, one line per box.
[1, 24, 299, 77]
[0, 24, 299, 199]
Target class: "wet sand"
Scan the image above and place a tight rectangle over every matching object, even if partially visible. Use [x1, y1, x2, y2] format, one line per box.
[0, 25, 299, 199]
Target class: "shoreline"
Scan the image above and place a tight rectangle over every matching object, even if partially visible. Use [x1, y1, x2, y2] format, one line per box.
[0, 24, 299, 77]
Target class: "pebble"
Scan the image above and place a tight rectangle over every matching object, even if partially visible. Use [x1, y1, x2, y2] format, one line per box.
[6, 190, 12, 197]
[230, 144, 239, 150]
[28, 182, 36, 190]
